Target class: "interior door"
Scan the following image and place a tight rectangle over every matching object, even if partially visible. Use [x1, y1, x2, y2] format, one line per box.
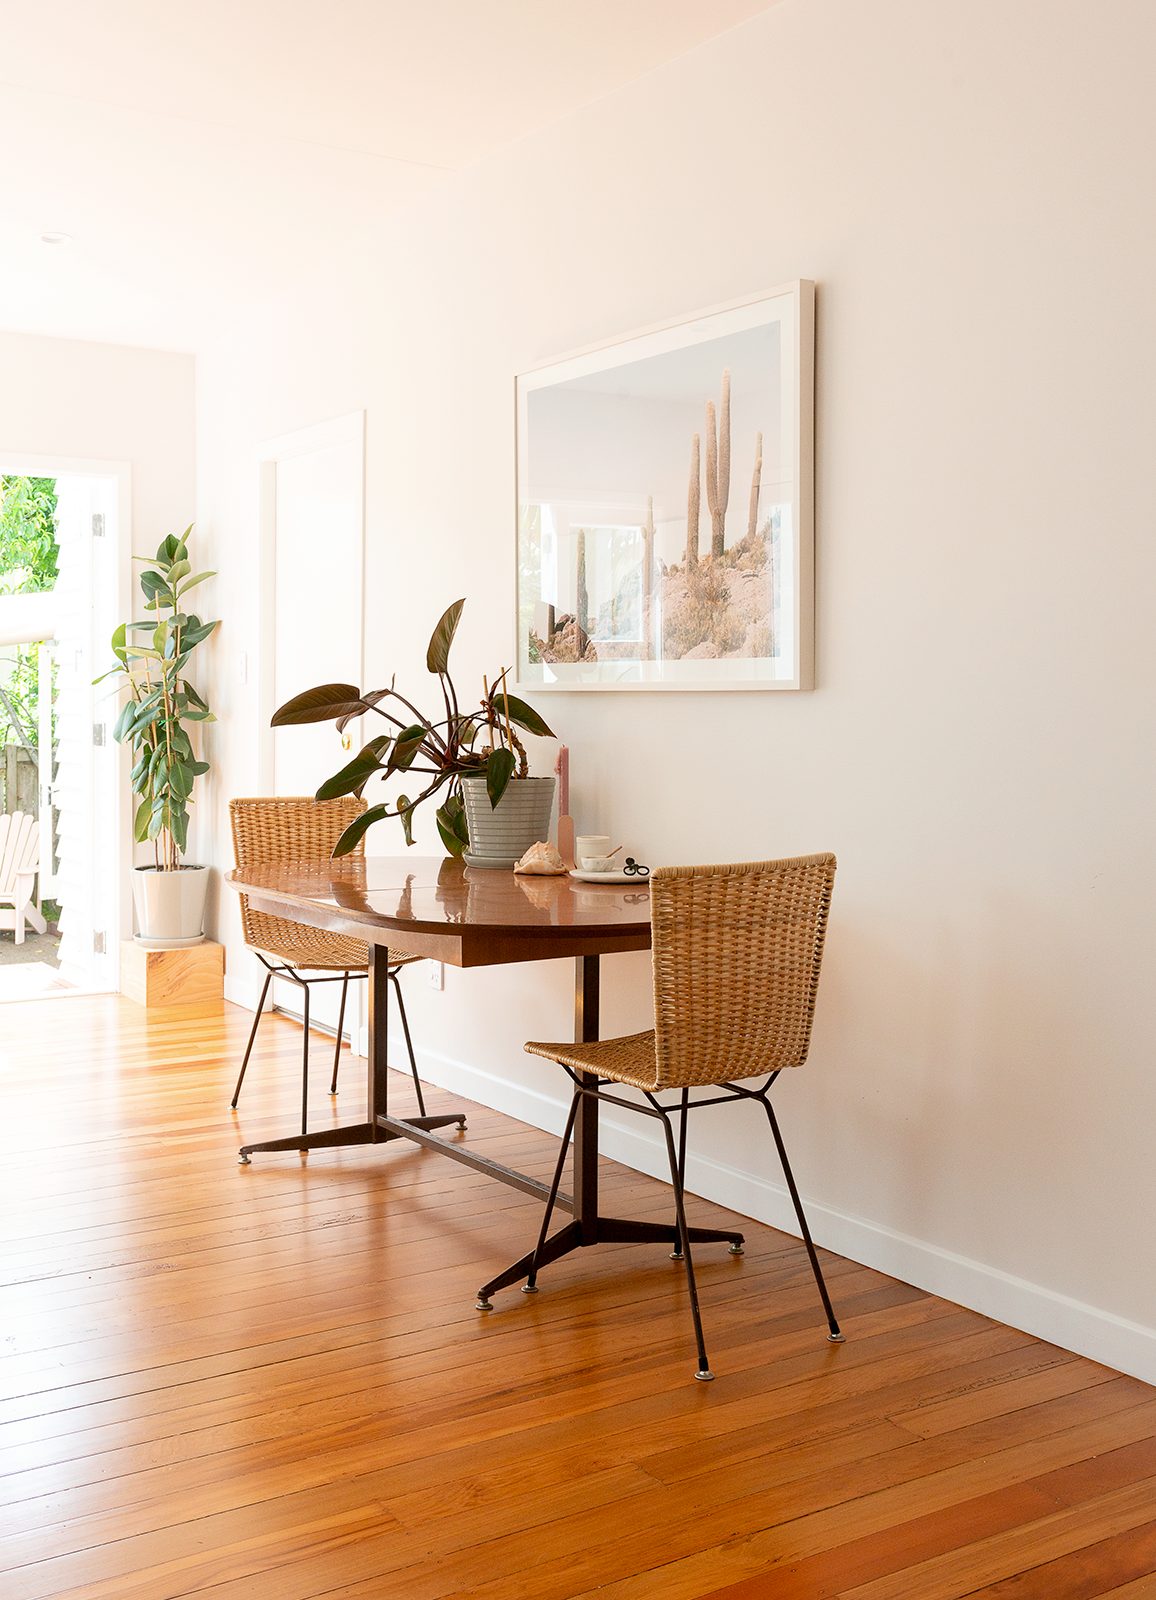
[269, 414, 365, 1038]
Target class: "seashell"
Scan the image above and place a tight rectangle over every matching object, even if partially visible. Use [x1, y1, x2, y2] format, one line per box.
[513, 840, 567, 876]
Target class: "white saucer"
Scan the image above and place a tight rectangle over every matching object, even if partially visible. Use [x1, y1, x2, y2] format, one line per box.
[568, 868, 650, 885]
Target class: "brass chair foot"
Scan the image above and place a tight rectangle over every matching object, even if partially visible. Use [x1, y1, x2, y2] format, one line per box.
[521, 1283, 539, 1294]
[694, 1368, 716, 1382]
[475, 1295, 493, 1312]
[827, 1330, 846, 1343]
[728, 1242, 745, 1255]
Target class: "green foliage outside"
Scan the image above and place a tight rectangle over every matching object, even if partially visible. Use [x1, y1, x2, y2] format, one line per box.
[0, 476, 59, 748]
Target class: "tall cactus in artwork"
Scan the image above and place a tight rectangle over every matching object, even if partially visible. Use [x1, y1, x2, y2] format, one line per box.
[705, 369, 731, 559]
[747, 430, 763, 540]
[641, 495, 656, 658]
[576, 528, 589, 637]
[685, 433, 700, 570]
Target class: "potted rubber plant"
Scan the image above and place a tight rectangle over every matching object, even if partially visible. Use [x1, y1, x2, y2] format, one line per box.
[96, 527, 218, 944]
[272, 598, 557, 867]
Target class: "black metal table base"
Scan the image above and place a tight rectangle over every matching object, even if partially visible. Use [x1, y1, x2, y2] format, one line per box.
[238, 1112, 464, 1163]
[474, 1216, 744, 1306]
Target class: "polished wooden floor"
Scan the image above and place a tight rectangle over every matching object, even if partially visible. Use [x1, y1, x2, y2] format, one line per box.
[2, 996, 1154, 1600]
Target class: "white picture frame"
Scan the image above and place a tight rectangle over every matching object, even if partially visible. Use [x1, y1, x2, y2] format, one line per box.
[515, 282, 814, 693]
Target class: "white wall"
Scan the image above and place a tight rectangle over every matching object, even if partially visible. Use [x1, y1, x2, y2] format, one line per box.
[196, 0, 1156, 1381]
[0, 332, 195, 546]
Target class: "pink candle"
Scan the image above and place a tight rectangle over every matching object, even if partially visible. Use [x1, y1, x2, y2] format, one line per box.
[555, 744, 569, 817]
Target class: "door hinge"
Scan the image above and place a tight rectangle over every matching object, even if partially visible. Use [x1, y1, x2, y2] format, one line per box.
[93, 722, 106, 746]
[92, 513, 106, 538]
[93, 931, 106, 955]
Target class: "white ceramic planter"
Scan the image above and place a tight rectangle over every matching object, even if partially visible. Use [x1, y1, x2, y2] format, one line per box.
[461, 776, 556, 869]
[132, 864, 210, 948]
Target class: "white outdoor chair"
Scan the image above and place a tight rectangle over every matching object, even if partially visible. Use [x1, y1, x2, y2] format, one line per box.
[0, 813, 46, 944]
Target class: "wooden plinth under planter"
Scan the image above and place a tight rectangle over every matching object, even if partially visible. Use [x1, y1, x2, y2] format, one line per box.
[121, 940, 225, 1011]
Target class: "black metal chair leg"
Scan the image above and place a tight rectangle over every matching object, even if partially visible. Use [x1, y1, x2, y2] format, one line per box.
[300, 984, 311, 1138]
[522, 1087, 581, 1295]
[762, 1098, 843, 1342]
[670, 1087, 690, 1260]
[659, 1109, 713, 1380]
[330, 973, 350, 1095]
[231, 969, 272, 1108]
[390, 969, 427, 1117]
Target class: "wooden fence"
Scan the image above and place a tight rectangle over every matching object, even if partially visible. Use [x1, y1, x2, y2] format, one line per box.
[1, 745, 38, 815]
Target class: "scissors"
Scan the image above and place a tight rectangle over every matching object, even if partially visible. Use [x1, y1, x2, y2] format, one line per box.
[623, 857, 650, 879]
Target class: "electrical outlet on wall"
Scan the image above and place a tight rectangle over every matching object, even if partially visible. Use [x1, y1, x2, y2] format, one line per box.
[427, 962, 445, 991]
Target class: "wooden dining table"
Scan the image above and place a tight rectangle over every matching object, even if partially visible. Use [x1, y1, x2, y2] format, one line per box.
[226, 855, 742, 1303]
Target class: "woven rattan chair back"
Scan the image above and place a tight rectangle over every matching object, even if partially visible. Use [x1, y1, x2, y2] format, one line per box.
[230, 796, 366, 961]
[649, 853, 836, 1090]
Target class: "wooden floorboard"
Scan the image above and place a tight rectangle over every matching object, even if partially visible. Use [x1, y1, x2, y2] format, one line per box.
[0, 995, 1152, 1600]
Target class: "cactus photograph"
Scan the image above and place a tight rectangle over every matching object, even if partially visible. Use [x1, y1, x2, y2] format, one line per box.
[515, 284, 814, 692]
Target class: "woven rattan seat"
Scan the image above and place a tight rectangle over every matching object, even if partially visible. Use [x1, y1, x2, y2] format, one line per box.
[228, 796, 428, 1129]
[250, 918, 421, 972]
[525, 1030, 660, 1089]
[513, 853, 840, 1381]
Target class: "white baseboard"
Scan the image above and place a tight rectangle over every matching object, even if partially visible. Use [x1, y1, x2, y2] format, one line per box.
[400, 1036, 1156, 1388]
[224, 972, 262, 1010]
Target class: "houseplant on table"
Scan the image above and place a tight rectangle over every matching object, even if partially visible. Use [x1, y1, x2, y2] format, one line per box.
[96, 527, 218, 944]
[272, 598, 557, 866]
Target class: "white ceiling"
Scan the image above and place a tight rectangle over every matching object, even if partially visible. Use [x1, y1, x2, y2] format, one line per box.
[0, 0, 776, 351]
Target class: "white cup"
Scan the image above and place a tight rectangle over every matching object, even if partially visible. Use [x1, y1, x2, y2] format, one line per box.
[575, 835, 610, 860]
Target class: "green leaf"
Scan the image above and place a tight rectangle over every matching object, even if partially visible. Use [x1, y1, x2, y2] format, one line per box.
[111, 623, 128, 665]
[331, 804, 389, 857]
[177, 571, 216, 595]
[397, 793, 415, 847]
[435, 794, 469, 857]
[426, 598, 465, 675]
[133, 798, 152, 843]
[271, 683, 366, 726]
[495, 692, 555, 740]
[112, 700, 137, 743]
[315, 736, 391, 801]
[385, 724, 426, 776]
[157, 532, 189, 565]
[169, 762, 194, 800]
[485, 746, 516, 809]
[140, 569, 167, 602]
[170, 807, 188, 854]
[178, 618, 218, 647]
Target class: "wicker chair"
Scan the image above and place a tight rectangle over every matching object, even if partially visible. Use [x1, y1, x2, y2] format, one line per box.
[512, 853, 841, 1382]
[229, 796, 426, 1134]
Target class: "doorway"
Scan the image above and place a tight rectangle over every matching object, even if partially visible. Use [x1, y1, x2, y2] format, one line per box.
[0, 459, 129, 998]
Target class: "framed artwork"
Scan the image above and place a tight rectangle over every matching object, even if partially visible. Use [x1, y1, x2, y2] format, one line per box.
[515, 282, 814, 693]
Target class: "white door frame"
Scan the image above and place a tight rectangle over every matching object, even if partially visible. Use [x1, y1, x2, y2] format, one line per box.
[0, 452, 132, 991]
